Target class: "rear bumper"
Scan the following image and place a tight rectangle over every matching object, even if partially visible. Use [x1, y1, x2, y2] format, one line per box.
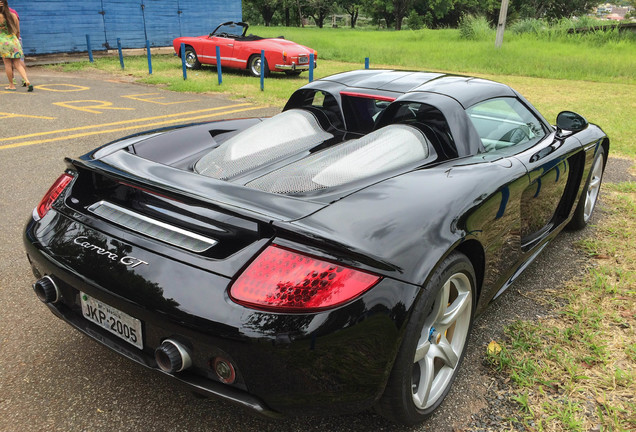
[24, 212, 418, 417]
[43, 295, 281, 417]
[274, 61, 316, 71]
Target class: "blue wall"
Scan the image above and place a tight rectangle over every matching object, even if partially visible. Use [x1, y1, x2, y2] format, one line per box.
[9, 0, 242, 55]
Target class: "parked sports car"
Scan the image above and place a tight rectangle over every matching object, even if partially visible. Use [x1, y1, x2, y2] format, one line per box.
[24, 70, 608, 424]
[173, 21, 317, 77]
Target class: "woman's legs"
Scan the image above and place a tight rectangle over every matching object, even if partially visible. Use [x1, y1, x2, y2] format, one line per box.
[11, 58, 32, 91]
[3, 58, 16, 89]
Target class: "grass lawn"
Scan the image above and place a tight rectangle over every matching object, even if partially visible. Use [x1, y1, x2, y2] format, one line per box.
[248, 26, 636, 84]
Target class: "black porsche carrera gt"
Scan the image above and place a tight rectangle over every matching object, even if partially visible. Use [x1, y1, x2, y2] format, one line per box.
[24, 70, 608, 424]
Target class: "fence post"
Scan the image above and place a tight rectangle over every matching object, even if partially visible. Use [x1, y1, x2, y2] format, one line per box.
[365, 57, 369, 69]
[309, 53, 314, 82]
[86, 34, 94, 63]
[146, 40, 152, 74]
[216, 45, 222, 85]
[260, 50, 265, 91]
[180, 43, 187, 80]
[117, 38, 124, 69]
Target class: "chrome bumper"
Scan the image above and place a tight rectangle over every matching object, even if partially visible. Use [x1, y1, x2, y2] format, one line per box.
[274, 61, 317, 71]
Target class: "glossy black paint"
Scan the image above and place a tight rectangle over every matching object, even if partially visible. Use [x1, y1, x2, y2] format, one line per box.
[24, 70, 609, 417]
[25, 210, 418, 415]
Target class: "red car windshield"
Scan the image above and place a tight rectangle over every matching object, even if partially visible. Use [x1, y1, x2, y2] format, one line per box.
[212, 23, 246, 38]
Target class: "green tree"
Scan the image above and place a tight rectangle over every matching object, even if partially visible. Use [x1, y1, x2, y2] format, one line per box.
[302, 0, 334, 28]
[426, 0, 457, 20]
[410, 0, 499, 27]
[406, 9, 425, 29]
[393, 0, 415, 29]
[512, 0, 595, 20]
[244, 0, 280, 26]
[362, 0, 396, 28]
[340, 0, 362, 27]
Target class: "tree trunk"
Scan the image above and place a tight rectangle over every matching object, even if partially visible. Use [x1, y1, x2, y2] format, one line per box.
[297, 0, 304, 27]
[261, 6, 274, 27]
[383, 12, 394, 29]
[349, 8, 359, 28]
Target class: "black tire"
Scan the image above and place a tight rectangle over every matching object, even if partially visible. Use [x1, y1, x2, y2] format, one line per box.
[183, 46, 201, 70]
[284, 70, 302, 76]
[247, 54, 269, 77]
[376, 252, 476, 425]
[568, 147, 605, 230]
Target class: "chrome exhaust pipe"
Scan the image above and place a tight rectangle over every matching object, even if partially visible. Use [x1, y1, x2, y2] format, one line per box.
[33, 276, 60, 304]
[155, 339, 192, 373]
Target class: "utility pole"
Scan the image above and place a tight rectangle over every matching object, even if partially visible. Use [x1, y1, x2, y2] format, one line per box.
[495, 0, 509, 48]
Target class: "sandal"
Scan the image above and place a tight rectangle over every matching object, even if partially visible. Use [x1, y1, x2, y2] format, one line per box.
[4, 87, 16, 91]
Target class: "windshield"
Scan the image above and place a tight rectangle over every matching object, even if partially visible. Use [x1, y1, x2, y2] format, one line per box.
[212, 23, 246, 38]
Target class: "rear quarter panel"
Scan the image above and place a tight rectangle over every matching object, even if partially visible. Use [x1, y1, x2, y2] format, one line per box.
[281, 157, 530, 308]
[233, 39, 285, 71]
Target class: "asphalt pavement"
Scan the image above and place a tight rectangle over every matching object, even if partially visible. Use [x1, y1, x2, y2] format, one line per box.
[0, 67, 633, 432]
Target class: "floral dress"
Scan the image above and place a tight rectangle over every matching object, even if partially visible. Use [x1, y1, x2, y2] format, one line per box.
[0, 19, 22, 59]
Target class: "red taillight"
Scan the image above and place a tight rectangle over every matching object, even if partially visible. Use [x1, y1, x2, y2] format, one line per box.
[36, 173, 74, 219]
[229, 245, 381, 312]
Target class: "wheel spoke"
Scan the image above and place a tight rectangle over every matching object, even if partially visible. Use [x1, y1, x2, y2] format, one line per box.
[436, 290, 471, 330]
[414, 339, 430, 363]
[585, 194, 593, 216]
[413, 355, 435, 409]
[433, 336, 459, 368]
[589, 176, 601, 190]
[583, 157, 604, 221]
[431, 280, 451, 323]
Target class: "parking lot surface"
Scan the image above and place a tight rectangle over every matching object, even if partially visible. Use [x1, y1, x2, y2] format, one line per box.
[1, 68, 631, 432]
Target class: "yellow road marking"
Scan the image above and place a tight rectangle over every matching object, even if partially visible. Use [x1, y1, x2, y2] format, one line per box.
[35, 84, 90, 92]
[0, 112, 56, 120]
[0, 105, 264, 150]
[53, 100, 135, 114]
[122, 93, 200, 105]
[0, 103, 252, 143]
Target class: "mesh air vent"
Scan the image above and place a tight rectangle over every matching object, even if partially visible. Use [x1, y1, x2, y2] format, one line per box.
[194, 109, 333, 180]
[246, 124, 430, 194]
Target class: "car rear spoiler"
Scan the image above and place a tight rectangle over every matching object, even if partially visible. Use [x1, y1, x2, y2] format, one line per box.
[67, 150, 327, 223]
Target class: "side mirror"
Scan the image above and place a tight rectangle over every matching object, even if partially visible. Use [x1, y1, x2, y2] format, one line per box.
[556, 111, 588, 138]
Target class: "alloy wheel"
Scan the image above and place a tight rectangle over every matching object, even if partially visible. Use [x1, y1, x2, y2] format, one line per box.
[583, 155, 604, 222]
[411, 272, 472, 409]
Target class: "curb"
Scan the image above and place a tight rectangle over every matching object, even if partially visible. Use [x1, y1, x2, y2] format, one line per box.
[21, 47, 175, 67]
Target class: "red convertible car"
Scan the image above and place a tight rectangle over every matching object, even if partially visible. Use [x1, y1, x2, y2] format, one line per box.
[173, 22, 317, 77]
